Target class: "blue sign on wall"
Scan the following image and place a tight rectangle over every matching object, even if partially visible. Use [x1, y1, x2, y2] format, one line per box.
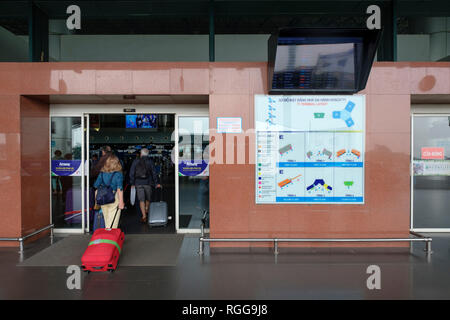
[179, 160, 208, 176]
[51, 160, 82, 176]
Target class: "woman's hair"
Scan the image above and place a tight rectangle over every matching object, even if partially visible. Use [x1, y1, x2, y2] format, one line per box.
[101, 154, 122, 173]
[91, 151, 112, 177]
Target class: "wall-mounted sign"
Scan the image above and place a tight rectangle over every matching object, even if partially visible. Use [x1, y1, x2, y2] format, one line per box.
[217, 117, 242, 133]
[179, 160, 209, 177]
[421, 147, 444, 160]
[413, 160, 450, 176]
[255, 95, 365, 204]
[51, 160, 82, 176]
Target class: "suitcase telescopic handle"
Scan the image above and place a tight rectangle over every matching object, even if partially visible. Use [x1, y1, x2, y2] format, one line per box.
[156, 185, 163, 202]
[110, 207, 120, 229]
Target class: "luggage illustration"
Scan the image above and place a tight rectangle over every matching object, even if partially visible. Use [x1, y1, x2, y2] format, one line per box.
[81, 208, 124, 273]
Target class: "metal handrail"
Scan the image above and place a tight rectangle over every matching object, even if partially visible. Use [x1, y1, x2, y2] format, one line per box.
[0, 224, 54, 252]
[198, 231, 432, 256]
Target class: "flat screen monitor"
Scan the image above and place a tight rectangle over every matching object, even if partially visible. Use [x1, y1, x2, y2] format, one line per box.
[268, 29, 381, 94]
[126, 114, 158, 129]
[273, 39, 358, 91]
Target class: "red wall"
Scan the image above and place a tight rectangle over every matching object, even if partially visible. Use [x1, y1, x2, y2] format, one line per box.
[20, 96, 50, 242]
[0, 62, 449, 247]
[208, 62, 450, 247]
[0, 94, 22, 245]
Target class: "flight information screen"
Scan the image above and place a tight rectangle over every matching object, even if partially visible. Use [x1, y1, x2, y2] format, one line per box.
[272, 37, 359, 91]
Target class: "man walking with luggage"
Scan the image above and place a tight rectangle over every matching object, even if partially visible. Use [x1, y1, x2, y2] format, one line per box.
[130, 148, 161, 223]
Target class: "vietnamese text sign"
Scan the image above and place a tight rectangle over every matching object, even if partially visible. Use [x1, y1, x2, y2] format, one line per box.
[255, 95, 365, 204]
[421, 147, 444, 160]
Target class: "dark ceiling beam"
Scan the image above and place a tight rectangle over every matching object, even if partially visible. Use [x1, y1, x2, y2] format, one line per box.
[0, 1, 30, 18]
[209, 0, 214, 62]
[35, 0, 209, 18]
[396, 1, 450, 17]
[29, 1, 49, 62]
[214, 1, 368, 16]
[1, 1, 449, 19]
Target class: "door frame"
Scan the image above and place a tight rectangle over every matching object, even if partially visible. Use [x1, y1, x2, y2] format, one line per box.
[49, 114, 86, 234]
[175, 114, 210, 233]
[410, 112, 450, 233]
[50, 103, 209, 234]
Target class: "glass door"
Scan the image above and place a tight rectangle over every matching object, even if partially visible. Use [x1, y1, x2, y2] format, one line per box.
[176, 116, 209, 231]
[412, 114, 450, 231]
[51, 116, 87, 232]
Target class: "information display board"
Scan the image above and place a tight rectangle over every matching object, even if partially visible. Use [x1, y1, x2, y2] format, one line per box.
[255, 95, 365, 204]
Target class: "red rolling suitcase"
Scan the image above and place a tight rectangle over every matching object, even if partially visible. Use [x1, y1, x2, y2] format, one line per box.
[81, 208, 124, 273]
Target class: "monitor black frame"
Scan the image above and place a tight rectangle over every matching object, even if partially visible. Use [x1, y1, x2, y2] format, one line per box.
[268, 28, 382, 94]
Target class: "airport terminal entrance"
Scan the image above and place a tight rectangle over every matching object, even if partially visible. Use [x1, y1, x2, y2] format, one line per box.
[50, 103, 209, 235]
[89, 113, 176, 234]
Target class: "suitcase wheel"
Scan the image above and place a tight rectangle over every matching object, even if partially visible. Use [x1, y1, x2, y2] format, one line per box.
[108, 263, 115, 273]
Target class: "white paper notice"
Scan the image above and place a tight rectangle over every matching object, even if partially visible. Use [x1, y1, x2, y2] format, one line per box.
[217, 117, 242, 133]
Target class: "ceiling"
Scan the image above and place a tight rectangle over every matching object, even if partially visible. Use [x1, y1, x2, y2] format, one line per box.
[1, 0, 449, 35]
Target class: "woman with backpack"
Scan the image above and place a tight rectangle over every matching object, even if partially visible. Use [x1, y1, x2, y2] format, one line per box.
[94, 154, 125, 228]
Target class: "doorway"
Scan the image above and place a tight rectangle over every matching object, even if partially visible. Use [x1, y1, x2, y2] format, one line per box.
[177, 116, 210, 231]
[411, 113, 450, 232]
[50, 102, 209, 234]
[50, 116, 84, 232]
[89, 113, 176, 234]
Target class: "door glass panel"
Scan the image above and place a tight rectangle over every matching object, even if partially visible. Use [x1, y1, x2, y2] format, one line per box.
[51, 117, 83, 229]
[413, 116, 450, 228]
[178, 117, 209, 229]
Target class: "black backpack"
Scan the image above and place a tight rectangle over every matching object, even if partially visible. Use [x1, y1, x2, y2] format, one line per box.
[135, 158, 149, 179]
